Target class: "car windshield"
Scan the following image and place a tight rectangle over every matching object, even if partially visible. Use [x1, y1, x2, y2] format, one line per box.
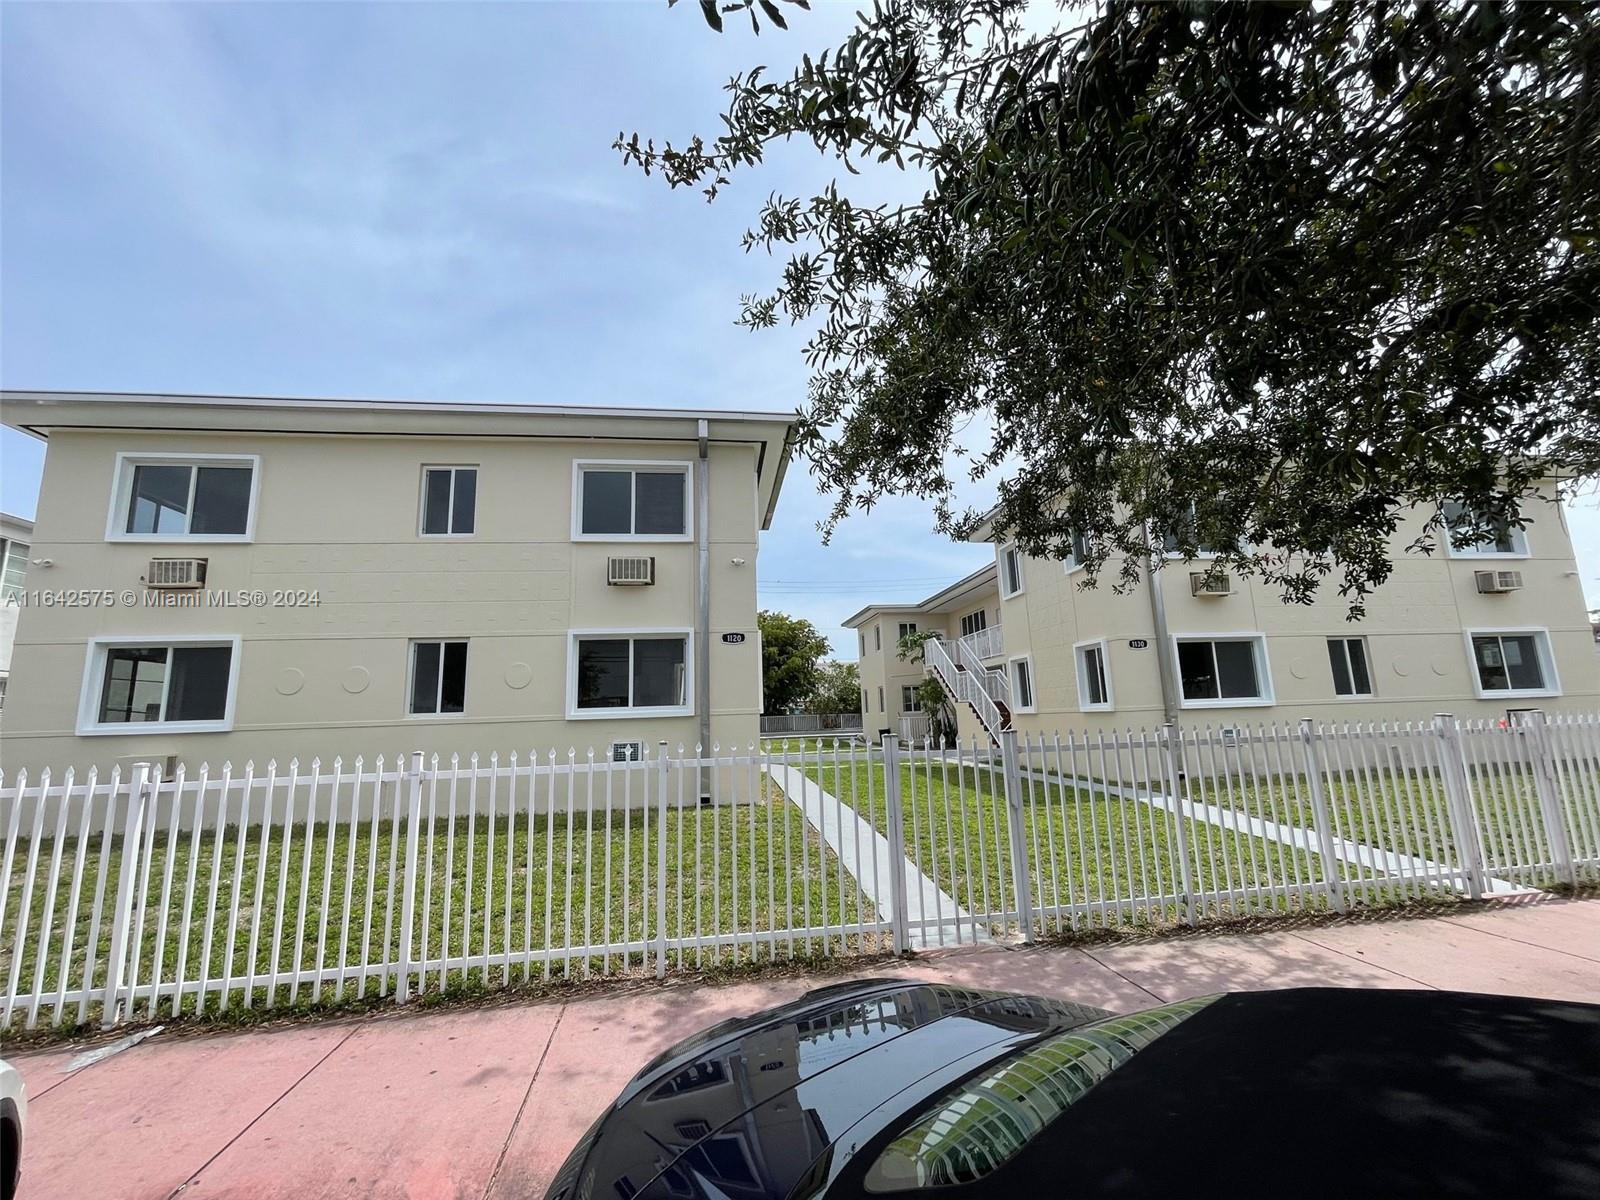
[863, 995, 1220, 1192]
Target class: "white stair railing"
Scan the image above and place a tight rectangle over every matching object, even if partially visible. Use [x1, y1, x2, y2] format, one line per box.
[956, 637, 1011, 709]
[924, 635, 1007, 741]
[960, 624, 1004, 661]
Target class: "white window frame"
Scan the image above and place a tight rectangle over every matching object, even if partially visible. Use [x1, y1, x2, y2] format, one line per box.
[1462, 627, 1560, 699]
[901, 684, 922, 713]
[1062, 530, 1089, 575]
[874, 624, 882, 652]
[106, 452, 261, 543]
[897, 621, 918, 641]
[567, 628, 694, 719]
[878, 685, 885, 712]
[570, 460, 694, 543]
[1008, 654, 1037, 713]
[0, 538, 29, 601]
[417, 465, 478, 538]
[406, 638, 469, 719]
[999, 544, 1026, 598]
[1171, 632, 1275, 709]
[76, 634, 242, 736]
[1073, 638, 1114, 711]
[1327, 636, 1375, 698]
[1441, 503, 1530, 559]
[959, 609, 988, 639]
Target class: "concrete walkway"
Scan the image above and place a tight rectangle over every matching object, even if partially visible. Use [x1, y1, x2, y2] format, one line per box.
[11, 896, 1599, 1200]
[764, 764, 988, 949]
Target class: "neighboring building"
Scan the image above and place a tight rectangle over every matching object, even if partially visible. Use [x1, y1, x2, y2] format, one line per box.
[844, 564, 998, 740]
[0, 512, 34, 712]
[0, 391, 793, 773]
[856, 490, 1600, 743]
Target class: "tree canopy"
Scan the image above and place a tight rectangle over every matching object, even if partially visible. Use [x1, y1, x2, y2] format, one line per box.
[626, 1, 1600, 613]
[807, 658, 862, 713]
[758, 608, 833, 713]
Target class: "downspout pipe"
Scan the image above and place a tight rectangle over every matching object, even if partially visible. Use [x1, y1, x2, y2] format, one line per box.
[1143, 524, 1181, 725]
[697, 419, 712, 797]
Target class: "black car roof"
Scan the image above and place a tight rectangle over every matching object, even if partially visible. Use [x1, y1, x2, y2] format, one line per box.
[824, 988, 1600, 1200]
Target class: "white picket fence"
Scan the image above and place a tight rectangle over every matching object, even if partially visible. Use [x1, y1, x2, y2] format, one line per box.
[3, 712, 1598, 1032]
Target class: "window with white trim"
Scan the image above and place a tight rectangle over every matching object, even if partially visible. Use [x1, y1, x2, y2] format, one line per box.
[1075, 642, 1112, 710]
[575, 463, 690, 538]
[1062, 530, 1089, 572]
[874, 625, 882, 652]
[878, 685, 885, 712]
[83, 639, 237, 732]
[1442, 502, 1528, 557]
[898, 621, 918, 641]
[409, 640, 468, 715]
[111, 455, 257, 540]
[1175, 636, 1271, 706]
[901, 684, 923, 712]
[573, 634, 688, 713]
[1160, 503, 1240, 557]
[0, 538, 28, 602]
[1469, 631, 1555, 695]
[1327, 637, 1373, 697]
[1010, 657, 1035, 711]
[420, 466, 477, 536]
[1000, 545, 1025, 597]
[959, 609, 988, 638]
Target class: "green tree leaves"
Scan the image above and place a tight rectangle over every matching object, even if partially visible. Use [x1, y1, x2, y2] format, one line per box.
[630, 1, 1600, 614]
[757, 608, 832, 714]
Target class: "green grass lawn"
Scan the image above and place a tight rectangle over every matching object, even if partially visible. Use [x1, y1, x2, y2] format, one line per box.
[795, 754, 1333, 936]
[2, 783, 875, 1029]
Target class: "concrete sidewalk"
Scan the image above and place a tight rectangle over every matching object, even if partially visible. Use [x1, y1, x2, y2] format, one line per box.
[12, 896, 1600, 1200]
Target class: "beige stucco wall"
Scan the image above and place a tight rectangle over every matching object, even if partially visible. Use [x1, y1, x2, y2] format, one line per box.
[851, 608, 935, 737]
[993, 489, 1600, 736]
[0, 429, 767, 773]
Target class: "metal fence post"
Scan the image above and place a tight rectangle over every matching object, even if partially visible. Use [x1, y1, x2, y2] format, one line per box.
[655, 742, 670, 978]
[1160, 724, 1199, 925]
[1298, 719, 1347, 914]
[395, 750, 425, 1004]
[999, 730, 1035, 943]
[1432, 714, 1486, 900]
[100, 761, 152, 1028]
[1520, 712, 1577, 887]
[881, 734, 911, 954]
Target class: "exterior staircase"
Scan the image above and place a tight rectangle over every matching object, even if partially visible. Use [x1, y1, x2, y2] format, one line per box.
[923, 634, 1012, 745]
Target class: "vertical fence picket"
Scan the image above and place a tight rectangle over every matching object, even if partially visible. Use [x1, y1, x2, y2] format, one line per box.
[196, 762, 233, 1016]
[244, 760, 276, 1009]
[100, 763, 151, 1028]
[52, 768, 95, 1027]
[396, 751, 424, 1004]
[25, 770, 70, 1028]
[656, 744, 670, 978]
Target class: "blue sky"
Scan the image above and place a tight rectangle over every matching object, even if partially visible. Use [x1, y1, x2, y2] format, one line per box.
[3, 1, 1597, 653]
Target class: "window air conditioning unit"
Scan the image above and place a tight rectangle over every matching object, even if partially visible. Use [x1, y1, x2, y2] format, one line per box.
[1190, 572, 1233, 597]
[607, 555, 655, 586]
[145, 558, 207, 589]
[1475, 569, 1524, 594]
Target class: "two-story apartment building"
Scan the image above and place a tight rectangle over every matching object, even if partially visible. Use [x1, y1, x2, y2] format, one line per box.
[851, 490, 1600, 744]
[844, 564, 998, 739]
[0, 391, 793, 773]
